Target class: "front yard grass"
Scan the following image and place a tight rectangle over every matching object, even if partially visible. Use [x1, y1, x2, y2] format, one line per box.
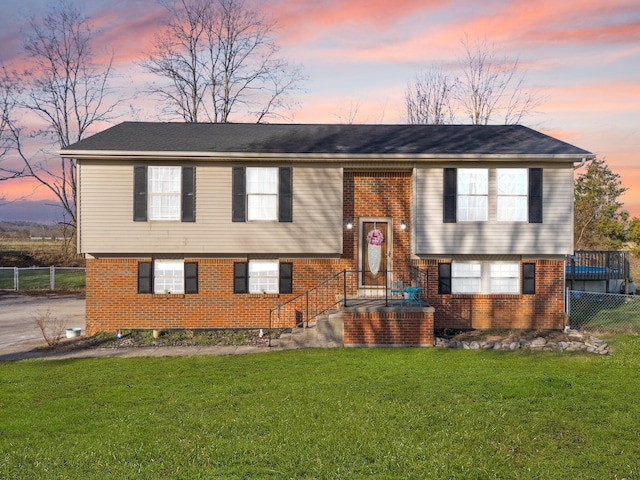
[2, 337, 640, 479]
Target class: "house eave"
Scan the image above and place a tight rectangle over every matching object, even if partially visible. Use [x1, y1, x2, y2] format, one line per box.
[59, 150, 595, 162]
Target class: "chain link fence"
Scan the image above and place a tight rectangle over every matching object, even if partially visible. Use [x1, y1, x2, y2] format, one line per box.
[568, 290, 640, 334]
[0, 266, 85, 291]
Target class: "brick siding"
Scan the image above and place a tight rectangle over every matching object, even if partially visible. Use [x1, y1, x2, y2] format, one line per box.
[85, 257, 345, 335]
[415, 259, 567, 330]
[343, 307, 435, 346]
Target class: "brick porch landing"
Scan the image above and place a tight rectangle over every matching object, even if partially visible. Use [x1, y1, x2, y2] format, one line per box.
[342, 304, 435, 347]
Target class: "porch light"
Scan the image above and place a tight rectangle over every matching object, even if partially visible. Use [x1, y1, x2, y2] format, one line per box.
[346, 219, 353, 229]
[400, 220, 407, 230]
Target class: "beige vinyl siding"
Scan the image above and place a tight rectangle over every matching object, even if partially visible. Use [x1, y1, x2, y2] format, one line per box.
[414, 163, 574, 256]
[78, 160, 343, 254]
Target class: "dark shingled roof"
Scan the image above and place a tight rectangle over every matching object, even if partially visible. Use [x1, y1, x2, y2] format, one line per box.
[61, 122, 592, 156]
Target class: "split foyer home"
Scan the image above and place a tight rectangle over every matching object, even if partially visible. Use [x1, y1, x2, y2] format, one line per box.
[60, 122, 594, 344]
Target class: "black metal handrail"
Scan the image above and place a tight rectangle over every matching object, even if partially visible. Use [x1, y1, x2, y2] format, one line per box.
[269, 269, 346, 335]
[268, 267, 429, 344]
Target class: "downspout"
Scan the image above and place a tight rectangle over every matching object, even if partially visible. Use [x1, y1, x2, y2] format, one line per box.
[574, 157, 588, 170]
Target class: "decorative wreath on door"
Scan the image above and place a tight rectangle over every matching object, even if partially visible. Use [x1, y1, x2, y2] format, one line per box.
[367, 228, 384, 246]
[366, 225, 384, 275]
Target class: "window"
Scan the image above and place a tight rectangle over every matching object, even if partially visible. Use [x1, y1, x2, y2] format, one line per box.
[232, 167, 292, 222]
[247, 167, 278, 220]
[249, 260, 279, 293]
[490, 263, 520, 293]
[457, 169, 488, 221]
[497, 169, 527, 221]
[452, 262, 482, 293]
[137, 261, 198, 294]
[133, 166, 195, 222]
[443, 168, 543, 224]
[446, 261, 521, 294]
[148, 167, 181, 220]
[233, 261, 293, 294]
[154, 260, 184, 293]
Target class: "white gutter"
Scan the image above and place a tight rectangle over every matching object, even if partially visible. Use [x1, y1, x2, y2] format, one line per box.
[59, 149, 596, 163]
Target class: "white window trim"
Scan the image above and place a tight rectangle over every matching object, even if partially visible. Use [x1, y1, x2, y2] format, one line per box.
[248, 260, 279, 293]
[490, 263, 520, 293]
[452, 261, 520, 294]
[457, 168, 488, 222]
[246, 167, 278, 221]
[154, 259, 184, 294]
[148, 166, 181, 221]
[451, 262, 482, 293]
[496, 168, 528, 222]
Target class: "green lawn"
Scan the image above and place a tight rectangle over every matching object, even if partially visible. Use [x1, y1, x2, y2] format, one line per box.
[571, 294, 640, 334]
[2, 339, 640, 479]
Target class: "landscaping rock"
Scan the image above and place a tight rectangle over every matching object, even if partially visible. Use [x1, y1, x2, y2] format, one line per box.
[530, 337, 547, 348]
[434, 329, 610, 355]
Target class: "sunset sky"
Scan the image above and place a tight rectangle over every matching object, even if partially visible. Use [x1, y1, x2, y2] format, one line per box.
[0, 0, 639, 222]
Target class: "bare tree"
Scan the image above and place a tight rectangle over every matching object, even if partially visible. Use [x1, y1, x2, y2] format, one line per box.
[143, 0, 211, 122]
[405, 37, 539, 125]
[143, 0, 304, 123]
[10, 1, 117, 228]
[0, 65, 23, 183]
[458, 37, 539, 125]
[405, 68, 456, 125]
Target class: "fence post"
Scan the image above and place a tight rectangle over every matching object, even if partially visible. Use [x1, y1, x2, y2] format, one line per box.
[14, 267, 18, 291]
[50, 265, 55, 290]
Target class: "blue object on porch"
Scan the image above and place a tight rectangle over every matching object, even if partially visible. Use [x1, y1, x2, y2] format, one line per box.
[391, 280, 404, 299]
[404, 286, 422, 305]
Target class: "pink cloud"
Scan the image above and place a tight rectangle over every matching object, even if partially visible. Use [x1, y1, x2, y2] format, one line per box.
[268, 0, 445, 44]
[89, 4, 167, 65]
[2, 177, 54, 202]
[456, 0, 640, 46]
[542, 81, 640, 113]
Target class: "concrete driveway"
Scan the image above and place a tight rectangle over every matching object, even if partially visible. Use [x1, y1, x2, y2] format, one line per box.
[0, 293, 85, 352]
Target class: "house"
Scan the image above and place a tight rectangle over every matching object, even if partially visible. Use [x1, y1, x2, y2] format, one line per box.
[60, 122, 593, 343]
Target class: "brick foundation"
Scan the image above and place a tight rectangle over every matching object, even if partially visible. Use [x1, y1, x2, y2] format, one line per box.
[343, 307, 435, 346]
[415, 259, 567, 330]
[85, 257, 345, 335]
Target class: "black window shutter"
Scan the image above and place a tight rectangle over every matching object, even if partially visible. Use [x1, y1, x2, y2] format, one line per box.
[529, 168, 543, 223]
[438, 263, 452, 294]
[522, 263, 536, 294]
[138, 261, 153, 294]
[232, 167, 246, 222]
[279, 167, 293, 222]
[181, 166, 196, 222]
[185, 262, 198, 294]
[233, 262, 248, 293]
[279, 262, 293, 294]
[133, 166, 148, 222]
[443, 168, 457, 223]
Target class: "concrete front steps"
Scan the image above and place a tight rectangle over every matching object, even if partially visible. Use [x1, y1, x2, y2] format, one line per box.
[272, 312, 344, 349]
